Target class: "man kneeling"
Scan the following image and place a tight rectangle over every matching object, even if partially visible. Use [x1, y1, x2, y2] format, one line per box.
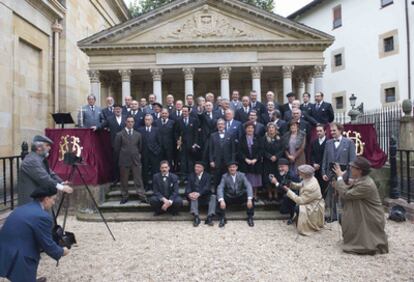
[150, 161, 183, 215]
[217, 161, 254, 227]
[185, 162, 217, 227]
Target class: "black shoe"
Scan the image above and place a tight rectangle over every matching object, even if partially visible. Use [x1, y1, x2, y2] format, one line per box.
[287, 218, 293, 225]
[153, 211, 161, 216]
[247, 217, 254, 227]
[120, 198, 128, 205]
[193, 216, 201, 227]
[219, 217, 226, 228]
[171, 212, 179, 216]
[37, 277, 47, 282]
[205, 216, 214, 226]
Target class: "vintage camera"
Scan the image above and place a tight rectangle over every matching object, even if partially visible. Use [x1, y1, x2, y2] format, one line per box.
[53, 224, 77, 249]
[63, 152, 82, 165]
[329, 162, 348, 173]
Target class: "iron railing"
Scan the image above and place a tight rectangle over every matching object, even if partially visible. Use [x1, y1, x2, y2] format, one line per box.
[397, 149, 413, 203]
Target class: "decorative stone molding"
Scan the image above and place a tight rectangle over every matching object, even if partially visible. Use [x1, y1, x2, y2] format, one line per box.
[150, 68, 163, 81]
[52, 20, 63, 33]
[219, 67, 232, 80]
[304, 70, 314, 84]
[119, 69, 131, 82]
[183, 67, 195, 80]
[87, 70, 100, 83]
[313, 65, 326, 78]
[250, 66, 263, 79]
[282, 65, 295, 79]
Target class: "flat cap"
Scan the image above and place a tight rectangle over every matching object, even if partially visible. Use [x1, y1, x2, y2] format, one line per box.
[297, 164, 315, 176]
[195, 161, 206, 168]
[349, 156, 371, 173]
[226, 160, 239, 167]
[30, 186, 58, 199]
[278, 158, 289, 166]
[33, 135, 54, 145]
[152, 102, 163, 108]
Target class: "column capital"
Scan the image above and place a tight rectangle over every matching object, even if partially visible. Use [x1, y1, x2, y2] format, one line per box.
[313, 65, 326, 78]
[183, 67, 195, 80]
[119, 69, 131, 82]
[87, 70, 100, 83]
[293, 76, 305, 86]
[150, 68, 163, 81]
[282, 65, 295, 79]
[219, 67, 232, 80]
[250, 66, 263, 79]
[52, 20, 63, 33]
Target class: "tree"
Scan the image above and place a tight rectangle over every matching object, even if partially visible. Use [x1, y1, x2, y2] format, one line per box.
[129, 0, 275, 17]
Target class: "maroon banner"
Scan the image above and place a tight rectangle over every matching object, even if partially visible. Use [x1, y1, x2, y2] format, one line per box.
[45, 129, 114, 185]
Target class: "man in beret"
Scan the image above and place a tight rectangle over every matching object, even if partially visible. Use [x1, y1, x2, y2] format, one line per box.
[280, 92, 296, 120]
[18, 135, 73, 206]
[217, 161, 254, 227]
[333, 157, 388, 255]
[0, 186, 69, 282]
[185, 162, 216, 227]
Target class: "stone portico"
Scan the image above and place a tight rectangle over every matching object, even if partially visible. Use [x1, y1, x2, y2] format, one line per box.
[79, 0, 334, 105]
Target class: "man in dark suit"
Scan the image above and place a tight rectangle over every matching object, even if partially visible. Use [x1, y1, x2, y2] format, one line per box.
[291, 108, 311, 136]
[209, 119, 236, 187]
[310, 124, 328, 196]
[230, 90, 242, 111]
[200, 101, 220, 142]
[149, 161, 183, 215]
[0, 186, 68, 282]
[151, 102, 163, 121]
[224, 109, 242, 140]
[170, 100, 184, 121]
[154, 108, 176, 169]
[217, 161, 254, 227]
[249, 90, 266, 118]
[244, 111, 265, 137]
[261, 101, 276, 125]
[100, 96, 115, 122]
[138, 114, 162, 191]
[185, 162, 216, 227]
[272, 110, 287, 136]
[122, 95, 132, 115]
[281, 92, 296, 120]
[312, 92, 335, 125]
[114, 116, 145, 204]
[129, 100, 145, 130]
[322, 122, 356, 222]
[235, 96, 251, 123]
[77, 94, 102, 128]
[300, 92, 318, 126]
[166, 94, 175, 113]
[265, 91, 281, 111]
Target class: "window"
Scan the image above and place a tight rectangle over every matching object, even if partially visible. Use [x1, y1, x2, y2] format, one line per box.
[381, 0, 393, 8]
[383, 36, 394, 52]
[331, 48, 345, 72]
[334, 54, 342, 67]
[332, 91, 346, 112]
[335, 97, 344, 110]
[333, 5, 342, 29]
[385, 87, 396, 103]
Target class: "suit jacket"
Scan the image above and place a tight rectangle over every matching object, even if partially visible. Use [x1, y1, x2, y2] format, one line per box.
[200, 111, 220, 141]
[280, 103, 292, 119]
[185, 172, 212, 197]
[322, 137, 356, 178]
[99, 114, 127, 145]
[0, 201, 64, 282]
[300, 103, 318, 126]
[128, 110, 145, 130]
[261, 111, 275, 125]
[310, 137, 327, 166]
[235, 107, 251, 123]
[152, 172, 179, 201]
[78, 105, 102, 128]
[114, 129, 143, 167]
[154, 118, 176, 151]
[166, 104, 175, 113]
[230, 100, 242, 111]
[312, 101, 334, 124]
[17, 152, 61, 206]
[274, 119, 288, 136]
[100, 106, 114, 122]
[225, 119, 242, 140]
[237, 135, 263, 174]
[217, 172, 253, 200]
[250, 101, 266, 119]
[138, 126, 162, 156]
[170, 110, 183, 121]
[208, 131, 236, 168]
[175, 116, 200, 151]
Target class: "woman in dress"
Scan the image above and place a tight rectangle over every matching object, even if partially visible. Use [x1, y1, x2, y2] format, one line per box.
[282, 121, 306, 177]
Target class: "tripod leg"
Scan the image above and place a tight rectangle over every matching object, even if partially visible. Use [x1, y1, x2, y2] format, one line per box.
[75, 166, 116, 241]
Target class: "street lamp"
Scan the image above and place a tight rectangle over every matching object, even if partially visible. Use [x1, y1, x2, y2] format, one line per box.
[348, 93, 360, 123]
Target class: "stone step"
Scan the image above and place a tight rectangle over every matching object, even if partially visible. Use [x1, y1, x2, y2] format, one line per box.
[105, 188, 186, 201]
[77, 210, 290, 222]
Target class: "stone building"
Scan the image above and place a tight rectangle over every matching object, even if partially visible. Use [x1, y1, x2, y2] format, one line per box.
[79, 0, 333, 107]
[0, 0, 130, 155]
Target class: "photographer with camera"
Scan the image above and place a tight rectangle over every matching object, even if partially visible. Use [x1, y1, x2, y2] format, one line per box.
[0, 186, 70, 282]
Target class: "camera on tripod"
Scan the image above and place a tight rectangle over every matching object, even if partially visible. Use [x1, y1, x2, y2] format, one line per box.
[63, 151, 82, 165]
[53, 225, 77, 249]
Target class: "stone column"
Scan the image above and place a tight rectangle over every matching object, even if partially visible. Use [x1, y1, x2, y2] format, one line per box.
[150, 68, 163, 103]
[305, 71, 314, 96]
[251, 66, 263, 101]
[282, 65, 295, 102]
[119, 69, 131, 103]
[88, 70, 101, 106]
[295, 77, 305, 101]
[183, 67, 195, 96]
[313, 65, 326, 94]
[52, 20, 62, 113]
[219, 67, 231, 100]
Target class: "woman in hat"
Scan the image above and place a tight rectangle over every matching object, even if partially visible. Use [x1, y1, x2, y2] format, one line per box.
[282, 164, 325, 235]
[333, 156, 388, 255]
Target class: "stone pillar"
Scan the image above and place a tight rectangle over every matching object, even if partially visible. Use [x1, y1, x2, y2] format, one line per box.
[251, 66, 263, 101]
[282, 65, 295, 102]
[150, 68, 163, 103]
[52, 20, 62, 113]
[183, 67, 195, 96]
[305, 71, 314, 96]
[88, 70, 101, 106]
[295, 77, 305, 101]
[119, 69, 131, 103]
[219, 67, 231, 100]
[313, 65, 326, 94]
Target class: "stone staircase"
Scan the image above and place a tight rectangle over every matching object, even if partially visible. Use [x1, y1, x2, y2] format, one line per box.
[77, 182, 290, 222]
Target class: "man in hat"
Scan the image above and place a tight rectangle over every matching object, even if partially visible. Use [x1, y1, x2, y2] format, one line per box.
[281, 92, 296, 120]
[217, 161, 254, 227]
[18, 135, 73, 206]
[0, 186, 69, 282]
[333, 157, 388, 255]
[185, 162, 216, 227]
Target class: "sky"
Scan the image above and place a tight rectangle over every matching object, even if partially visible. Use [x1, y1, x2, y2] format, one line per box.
[123, 0, 313, 17]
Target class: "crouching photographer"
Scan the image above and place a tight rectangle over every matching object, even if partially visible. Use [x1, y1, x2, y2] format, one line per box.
[0, 186, 70, 282]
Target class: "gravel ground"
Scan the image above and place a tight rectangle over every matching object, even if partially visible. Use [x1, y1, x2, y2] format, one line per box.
[20, 217, 414, 281]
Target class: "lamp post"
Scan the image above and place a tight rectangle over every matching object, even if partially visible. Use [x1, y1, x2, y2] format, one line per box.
[348, 93, 360, 123]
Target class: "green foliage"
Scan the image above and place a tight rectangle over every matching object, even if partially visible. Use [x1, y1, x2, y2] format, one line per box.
[128, 0, 275, 17]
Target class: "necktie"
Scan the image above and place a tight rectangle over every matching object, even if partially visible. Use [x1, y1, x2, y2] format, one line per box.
[146, 127, 150, 133]
[91, 106, 95, 112]
[163, 119, 166, 125]
[178, 111, 181, 117]
[316, 103, 320, 110]
[227, 121, 230, 130]
[185, 118, 188, 125]
[109, 107, 113, 112]
[129, 129, 132, 136]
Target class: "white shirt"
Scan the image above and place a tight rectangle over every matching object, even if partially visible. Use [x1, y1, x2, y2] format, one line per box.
[219, 131, 225, 138]
[115, 115, 122, 125]
[318, 136, 326, 145]
[334, 136, 342, 148]
[197, 172, 203, 181]
[146, 126, 152, 132]
[125, 127, 133, 135]
[231, 174, 236, 183]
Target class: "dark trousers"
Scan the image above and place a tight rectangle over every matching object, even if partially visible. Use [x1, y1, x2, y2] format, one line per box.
[142, 152, 160, 190]
[120, 164, 144, 200]
[280, 192, 297, 218]
[212, 162, 227, 188]
[179, 147, 194, 178]
[112, 150, 120, 182]
[149, 195, 183, 214]
[161, 145, 175, 171]
[315, 169, 328, 197]
[216, 195, 254, 219]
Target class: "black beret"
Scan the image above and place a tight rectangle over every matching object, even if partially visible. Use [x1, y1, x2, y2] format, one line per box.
[195, 161, 206, 168]
[30, 186, 58, 199]
[33, 135, 53, 145]
[226, 161, 239, 167]
[286, 92, 296, 98]
[152, 102, 163, 108]
[278, 158, 289, 166]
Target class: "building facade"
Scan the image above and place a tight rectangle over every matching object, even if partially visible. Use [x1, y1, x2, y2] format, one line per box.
[0, 0, 129, 155]
[79, 0, 333, 108]
[289, 0, 414, 112]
